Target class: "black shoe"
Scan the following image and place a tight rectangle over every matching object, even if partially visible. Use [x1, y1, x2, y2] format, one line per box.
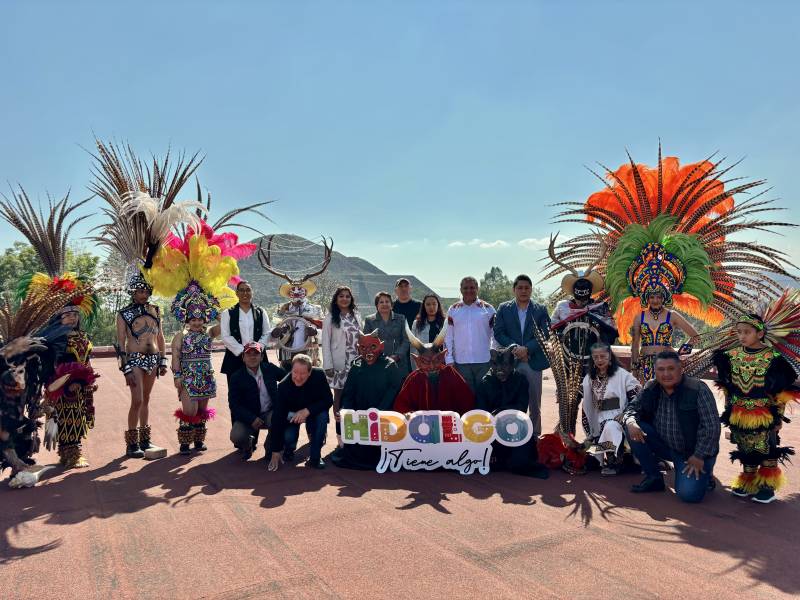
[179, 443, 191, 456]
[707, 478, 717, 492]
[283, 450, 295, 463]
[308, 458, 325, 470]
[126, 443, 145, 459]
[194, 441, 208, 452]
[752, 487, 777, 504]
[630, 476, 665, 493]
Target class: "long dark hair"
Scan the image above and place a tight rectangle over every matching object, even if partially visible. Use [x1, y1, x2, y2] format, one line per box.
[330, 286, 357, 327]
[588, 342, 619, 379]
[415, 294, 445, 329]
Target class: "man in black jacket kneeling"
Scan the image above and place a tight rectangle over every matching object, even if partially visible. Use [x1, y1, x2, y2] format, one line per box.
[228, 342, 286, 461]
[268, 354, 333, 471]
[623, 350, 720, 503]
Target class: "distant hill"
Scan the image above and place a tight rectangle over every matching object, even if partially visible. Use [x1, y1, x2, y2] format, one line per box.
[238, 234, 436, 310]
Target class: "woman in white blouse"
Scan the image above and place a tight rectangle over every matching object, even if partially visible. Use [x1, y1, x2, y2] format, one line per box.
[410, 294, 446, 355]
[321, 286, 361, 444]
[579, 342, 641, 476]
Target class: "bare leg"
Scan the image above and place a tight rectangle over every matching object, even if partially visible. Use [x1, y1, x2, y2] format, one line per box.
[180, 389, 198, 417]
[138, 370, 157, 427]
[127, 369, 145, 430]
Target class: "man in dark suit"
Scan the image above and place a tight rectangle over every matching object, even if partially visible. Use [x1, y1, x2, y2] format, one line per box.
[228, 342, 286, 461]
[268, 354, 333, 471]
[220, 281, 271, 384]
[493, 274, 551, 438]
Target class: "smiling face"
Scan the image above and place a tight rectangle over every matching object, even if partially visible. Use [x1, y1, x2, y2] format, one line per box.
[291, 361, 312, 386]
[236, 282, 253, 306]
[336, 289, 352, 312]
[460, 278, 479, 304]
[188, 317, 205, 332]
[376, 294, 392, 317]
[357, 333, 384, 365]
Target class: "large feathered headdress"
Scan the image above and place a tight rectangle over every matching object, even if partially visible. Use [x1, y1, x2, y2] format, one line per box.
[544, 145, 798, 342]
[0, 187, 99, 324]
[88, 139, 206, 292]
[146, 219, 257, 322]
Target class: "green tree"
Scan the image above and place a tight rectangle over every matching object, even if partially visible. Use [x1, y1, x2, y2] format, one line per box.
[0, 242, 43, 294]
[479, 266, 547, 308]
[479, 266, 513, 308]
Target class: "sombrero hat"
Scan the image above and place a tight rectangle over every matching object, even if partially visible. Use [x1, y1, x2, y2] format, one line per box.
[560, 270, 604, 298]
[279, 280, 317, 299]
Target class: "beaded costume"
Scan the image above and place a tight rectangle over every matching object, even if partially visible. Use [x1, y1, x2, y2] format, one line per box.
[179, 330, 215, 400]
[713, 293, 800, 502]
[638, 311, 674, 381]
[145, 220, 256, 452]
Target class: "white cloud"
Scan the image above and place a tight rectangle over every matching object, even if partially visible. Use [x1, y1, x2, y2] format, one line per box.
[448, 241, 466, 247]
[382, 243, 400, 249]
[467, 238, 482, 246]
[517, 237, 549, 250]
[479, 240, 509, 249]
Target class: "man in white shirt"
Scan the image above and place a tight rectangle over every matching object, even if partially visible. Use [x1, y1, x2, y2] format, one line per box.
[228, 342, 286, 461]
[220, 280, 272, 383]
[444, 276, 496, 392]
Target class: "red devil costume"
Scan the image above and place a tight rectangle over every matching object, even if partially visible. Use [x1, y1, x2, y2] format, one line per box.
[330, 330, 402, 470]
[393, 324, 475, 414]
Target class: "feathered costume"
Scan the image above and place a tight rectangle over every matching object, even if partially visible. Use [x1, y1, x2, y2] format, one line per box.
[90, 139, 205, 456]
[713, 291, 800, 502]
[0, 187, 101, 470]
[145, 220, 256, 449]
[0, 281, 93, 487]
[545, 146, 797, 380]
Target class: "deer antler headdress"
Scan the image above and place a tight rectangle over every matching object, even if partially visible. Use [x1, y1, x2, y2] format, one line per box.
[257, 235, 333, 300]
[547, 233, 608, 299]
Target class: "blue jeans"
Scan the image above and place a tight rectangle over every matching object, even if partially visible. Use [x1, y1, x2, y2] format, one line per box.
[283, 410, 329, 462]
[625, 421, 716, 503]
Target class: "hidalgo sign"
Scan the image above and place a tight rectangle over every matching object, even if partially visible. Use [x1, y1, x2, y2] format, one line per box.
[340, 409, 533, 475]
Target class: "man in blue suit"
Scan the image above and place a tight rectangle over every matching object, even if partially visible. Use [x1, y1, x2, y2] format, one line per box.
[493, 274, 551, 438]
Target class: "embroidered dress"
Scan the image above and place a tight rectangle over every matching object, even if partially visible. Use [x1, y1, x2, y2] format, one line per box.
[180, 330, 216, 400]
[327, 312, 360, 389]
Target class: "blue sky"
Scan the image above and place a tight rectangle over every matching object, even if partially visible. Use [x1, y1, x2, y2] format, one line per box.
[1, 1, 798, 296]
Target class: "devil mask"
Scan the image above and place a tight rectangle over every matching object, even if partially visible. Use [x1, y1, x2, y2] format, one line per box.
[489, 347, 517, 383]
[411, 346, 448, 375]
[357, 330, 384, 365]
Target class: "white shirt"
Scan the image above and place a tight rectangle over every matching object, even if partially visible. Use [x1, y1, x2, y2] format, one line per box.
[517, 302, 529, 335]
[444, 299, 496, 365]
[221, 306, 271, 356]
[248, 366, 271, 413]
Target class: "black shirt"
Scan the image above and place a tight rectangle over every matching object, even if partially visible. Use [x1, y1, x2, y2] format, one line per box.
[393, 298, 421, 327]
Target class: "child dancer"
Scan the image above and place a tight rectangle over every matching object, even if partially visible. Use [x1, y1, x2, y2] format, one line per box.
[713, 292, 800, 504]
